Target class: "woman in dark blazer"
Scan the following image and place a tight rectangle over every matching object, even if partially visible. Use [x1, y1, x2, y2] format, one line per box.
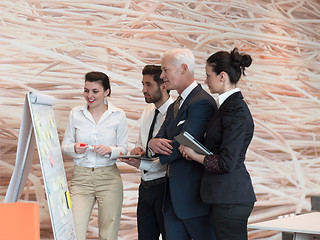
[179, 48, 256, 240]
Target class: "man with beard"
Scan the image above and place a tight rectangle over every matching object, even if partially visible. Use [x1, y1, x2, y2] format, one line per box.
[120, 65, 173, 240]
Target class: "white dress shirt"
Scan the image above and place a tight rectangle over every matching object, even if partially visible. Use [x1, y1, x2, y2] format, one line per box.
[136, 97, 174, 181]
[61, 102, 128, 168]
[178, 81, 198, 107]
[217, 87, 240, 108]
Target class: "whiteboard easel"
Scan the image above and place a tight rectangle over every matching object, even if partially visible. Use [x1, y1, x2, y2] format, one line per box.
[5, 92, 77, 240]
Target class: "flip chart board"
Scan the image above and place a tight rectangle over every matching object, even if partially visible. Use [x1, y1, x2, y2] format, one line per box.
[5, 92, 77, 240]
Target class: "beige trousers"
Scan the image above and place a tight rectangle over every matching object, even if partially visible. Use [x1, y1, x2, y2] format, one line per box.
[70, 165, 123, 240]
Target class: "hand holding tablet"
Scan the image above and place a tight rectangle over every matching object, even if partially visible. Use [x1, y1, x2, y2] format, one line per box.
[118, 155, 142, 159]
[118, 155, 158, 161]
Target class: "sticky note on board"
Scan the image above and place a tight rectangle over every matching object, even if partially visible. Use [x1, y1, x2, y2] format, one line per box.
[48, 129, 53, 139]
[49, 154, 55, 167]
[49, 115, 55, 128]
[65, 191, 72, 209]
[44, 145, 49, 155]
[45, 129, 50, 140]
[58, 177, 65, 188]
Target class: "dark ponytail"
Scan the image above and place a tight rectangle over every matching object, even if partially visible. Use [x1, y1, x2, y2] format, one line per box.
[207, 48, 252, 84]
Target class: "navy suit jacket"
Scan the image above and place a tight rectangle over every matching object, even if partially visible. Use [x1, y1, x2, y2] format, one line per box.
[201, 91, 256, 204]
[156, 84, 217, 219]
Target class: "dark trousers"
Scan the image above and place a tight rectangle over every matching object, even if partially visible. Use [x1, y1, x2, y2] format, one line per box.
[137, 179, 166, 240]
[163, 181, 216, 240]
[211, 203, 254, 240]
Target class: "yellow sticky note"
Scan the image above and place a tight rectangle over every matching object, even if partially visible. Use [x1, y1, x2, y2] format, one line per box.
[49, 116, 55, 128]
[65, 191, 72, 209]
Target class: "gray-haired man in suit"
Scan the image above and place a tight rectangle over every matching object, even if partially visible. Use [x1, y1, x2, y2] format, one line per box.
[149, 49, 217, 240]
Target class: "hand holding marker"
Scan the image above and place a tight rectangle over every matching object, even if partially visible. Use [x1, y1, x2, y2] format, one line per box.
[80, 143, 94, 150]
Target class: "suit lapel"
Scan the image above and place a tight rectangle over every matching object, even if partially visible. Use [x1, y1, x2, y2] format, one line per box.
[174, 84, 202, 121]
[219, 91, 243, 111]
[208, 91, 243, 125]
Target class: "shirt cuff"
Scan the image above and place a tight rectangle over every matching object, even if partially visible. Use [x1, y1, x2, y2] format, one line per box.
[203, 154, 220, 174]
[139, 159, 151, 171]
[109, 146, 128, 160]
[148, 147, 156, 157]
[62, 144, 78, 158]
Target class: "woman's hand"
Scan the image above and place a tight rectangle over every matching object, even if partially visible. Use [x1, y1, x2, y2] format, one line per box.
[93, 145, 112, 156]
[74, 142, 88, 154]
[179, 145, 205, 164]
[178, 145, 194, 160]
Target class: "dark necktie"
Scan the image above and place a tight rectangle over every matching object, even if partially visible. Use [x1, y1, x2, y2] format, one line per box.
[167, 96, 182, 177]
[145, 109, 159, 158]
[174, 96, 182, 119]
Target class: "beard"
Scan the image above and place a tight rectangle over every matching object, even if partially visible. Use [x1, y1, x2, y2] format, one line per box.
[145, 90, 163, 104]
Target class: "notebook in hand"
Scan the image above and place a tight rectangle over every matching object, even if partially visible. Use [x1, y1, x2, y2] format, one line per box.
[174, 131, 212, 155]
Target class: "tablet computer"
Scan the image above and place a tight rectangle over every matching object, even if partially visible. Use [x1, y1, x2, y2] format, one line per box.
[118, 155, 158, 161]
[174, 131, 212, 155]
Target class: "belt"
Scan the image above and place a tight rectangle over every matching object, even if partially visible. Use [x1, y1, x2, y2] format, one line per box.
[75, 165, 114, 172]
[141, 177, 166, 188]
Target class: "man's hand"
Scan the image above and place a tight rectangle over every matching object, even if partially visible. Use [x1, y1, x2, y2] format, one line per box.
[120, 157, 141, 168]
[130, 147, 145, 156]
[118, 147, 143, 168]
[148, 138, 173, 155]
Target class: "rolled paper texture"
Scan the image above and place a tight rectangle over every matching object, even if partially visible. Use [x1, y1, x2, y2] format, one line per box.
[29, 92, 56, 106]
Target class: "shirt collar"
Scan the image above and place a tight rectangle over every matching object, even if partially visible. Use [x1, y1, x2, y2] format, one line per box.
[82, 101, 121, 114]
[157, 97, 174, 115]
[218, 88, 240, 107]
[180, 81, 197, 100]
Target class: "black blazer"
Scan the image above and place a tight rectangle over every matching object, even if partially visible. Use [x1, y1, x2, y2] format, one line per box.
[201, 91, 256, 204]
[156, 84, 217, 219]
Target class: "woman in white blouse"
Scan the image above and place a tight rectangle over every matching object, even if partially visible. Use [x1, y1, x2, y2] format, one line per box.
[62, 71, 128, 240]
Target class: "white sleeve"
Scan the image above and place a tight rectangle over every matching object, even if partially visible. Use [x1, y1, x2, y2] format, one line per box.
[109, 111, 128, 159]
[139, 158, 167, 172]
[61, 110, 82, 158]
[135, 117, 143, 149]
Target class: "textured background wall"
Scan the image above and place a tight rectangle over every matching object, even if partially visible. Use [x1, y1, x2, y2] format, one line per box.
[0, 1, 319, 239]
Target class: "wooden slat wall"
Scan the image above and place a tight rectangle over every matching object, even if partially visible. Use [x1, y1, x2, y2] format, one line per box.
[0, 1, 319, 239]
